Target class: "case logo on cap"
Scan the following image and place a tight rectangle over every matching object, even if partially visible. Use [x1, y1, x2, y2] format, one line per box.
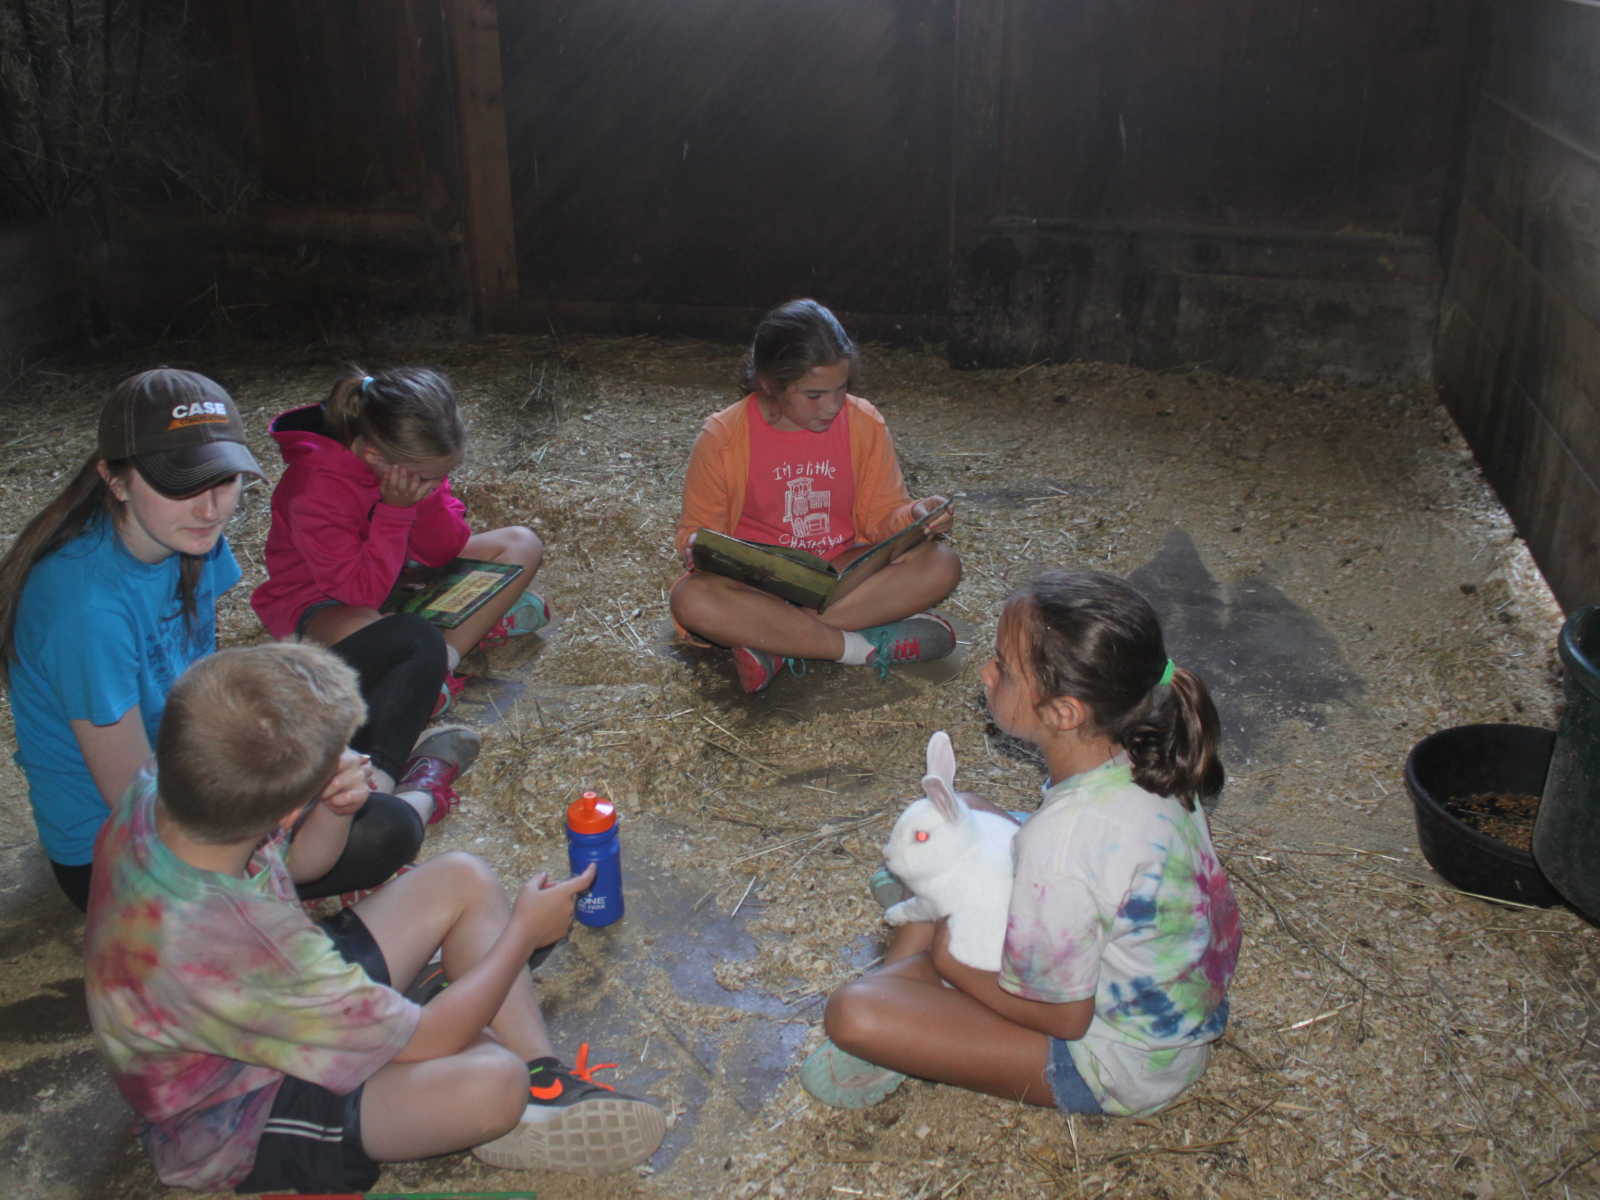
[167, 401, 231, 429]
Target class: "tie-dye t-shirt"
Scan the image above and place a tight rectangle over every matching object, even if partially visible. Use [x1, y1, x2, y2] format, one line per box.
[84, 772, 419, 1190]
[999, 754, 1241, 1116]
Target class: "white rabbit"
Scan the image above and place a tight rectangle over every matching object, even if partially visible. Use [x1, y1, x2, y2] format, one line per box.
[882, 730, 1018, 971]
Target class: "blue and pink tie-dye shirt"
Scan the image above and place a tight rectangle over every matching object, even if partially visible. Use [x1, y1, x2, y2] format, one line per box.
[999, 754, 1242, 1116]
[83, 772, 419, 1190]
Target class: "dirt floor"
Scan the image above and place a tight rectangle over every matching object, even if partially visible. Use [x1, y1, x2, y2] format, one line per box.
[1, 330, 1597, 1199]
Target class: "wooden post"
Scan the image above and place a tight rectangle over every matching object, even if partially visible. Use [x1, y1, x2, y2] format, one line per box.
[440, 0, 519, 329]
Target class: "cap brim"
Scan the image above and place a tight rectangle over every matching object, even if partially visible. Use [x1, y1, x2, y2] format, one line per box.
[137, 441, 265, 497]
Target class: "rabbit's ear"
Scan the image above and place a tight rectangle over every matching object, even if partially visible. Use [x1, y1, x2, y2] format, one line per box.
[925, 730, 956, 788]
[923, 775, 965, 823]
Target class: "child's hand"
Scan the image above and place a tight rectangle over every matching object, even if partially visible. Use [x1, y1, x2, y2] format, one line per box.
[377, 462, 440, 508]
[912, 495, 954, 536]
[318, 750, 373, 817]
[512, 863, 597, 949]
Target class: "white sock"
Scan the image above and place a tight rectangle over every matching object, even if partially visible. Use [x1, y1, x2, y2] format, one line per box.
[446, 645, 461, 672]
[836, 630, 875, 666]
[397, 789, 433, 823]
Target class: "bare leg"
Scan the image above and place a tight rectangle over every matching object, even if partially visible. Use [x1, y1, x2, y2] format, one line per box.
[440, 527, 544, 660]
[361, 1037, 528, 1160]
[353, 851, 551, 1061]
[819, 540, 962, 631]
[670, 541, 961, 660]
[823, 925, 1055, 1106]
[303, 604, 383, 647]
[670, 572, 847, 659]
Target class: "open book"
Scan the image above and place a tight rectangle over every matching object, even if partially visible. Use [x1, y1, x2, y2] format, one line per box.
[689, 500, 950, 612]
[382, 557, 523, 629]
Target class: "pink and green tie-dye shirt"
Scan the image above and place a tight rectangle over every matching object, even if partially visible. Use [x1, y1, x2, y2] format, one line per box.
[999, 754, 1242, 1116]
[83, 772, 419, 1190]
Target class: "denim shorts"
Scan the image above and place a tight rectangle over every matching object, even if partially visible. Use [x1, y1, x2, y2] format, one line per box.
[1046, 1038, 1104, 1114]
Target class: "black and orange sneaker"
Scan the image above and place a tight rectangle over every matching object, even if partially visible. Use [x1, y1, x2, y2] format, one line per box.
[472, 1043, 666, 1174]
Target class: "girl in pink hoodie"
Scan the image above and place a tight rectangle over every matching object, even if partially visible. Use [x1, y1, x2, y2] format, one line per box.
[252, 367, 547, 822]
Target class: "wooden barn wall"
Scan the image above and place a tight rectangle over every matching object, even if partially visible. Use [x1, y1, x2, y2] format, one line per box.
[78, 0, 474, 343]
[0, 222, 82, 368]
[1435, 0, 1600, 613]
[950, 0, 1467, 377]
[496, 0, 952, 340]
[497, 0, 1469, 379]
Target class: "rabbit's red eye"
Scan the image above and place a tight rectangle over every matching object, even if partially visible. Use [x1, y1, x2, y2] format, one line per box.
[915, 830, 929, 842]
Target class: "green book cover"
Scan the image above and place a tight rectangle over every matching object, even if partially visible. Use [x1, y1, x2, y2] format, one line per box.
[382, 557, 524, 629]
[689, 500, 949, 612]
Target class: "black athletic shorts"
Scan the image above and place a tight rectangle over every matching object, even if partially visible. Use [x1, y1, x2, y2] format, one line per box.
[232, 907, 391, 1194]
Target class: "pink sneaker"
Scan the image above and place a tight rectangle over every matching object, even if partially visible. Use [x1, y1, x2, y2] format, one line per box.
[731, 647, 806, 694]
[398, 725, 482, 824]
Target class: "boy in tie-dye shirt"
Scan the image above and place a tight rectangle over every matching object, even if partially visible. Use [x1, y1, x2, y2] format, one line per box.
[85, 643, 665, 1193]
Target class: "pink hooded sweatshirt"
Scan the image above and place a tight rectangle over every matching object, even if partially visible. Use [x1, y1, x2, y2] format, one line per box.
[250, 404, 470, 639]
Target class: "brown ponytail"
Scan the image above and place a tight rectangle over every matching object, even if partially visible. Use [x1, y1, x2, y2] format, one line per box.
[320, 366, 466, 463]
[1013, 569, 1225, 809]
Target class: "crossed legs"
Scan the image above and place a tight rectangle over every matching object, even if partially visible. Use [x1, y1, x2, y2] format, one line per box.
[670, 539, 961, 659]
[353, 852, 552, 1160]
[822, 921, 1056, 1106]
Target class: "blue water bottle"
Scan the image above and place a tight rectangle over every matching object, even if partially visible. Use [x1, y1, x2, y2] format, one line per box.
[566, 791, 624, 927]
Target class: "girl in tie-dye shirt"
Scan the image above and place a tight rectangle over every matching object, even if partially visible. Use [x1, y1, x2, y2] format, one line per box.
[806, 569, 1241, 1116]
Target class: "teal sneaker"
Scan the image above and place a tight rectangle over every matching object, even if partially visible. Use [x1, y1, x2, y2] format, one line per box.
[868, 866, 909, 909]
[859, 612, 957, 679]
[799, 1039, 907, 1108]
[477, 591, 551, 650]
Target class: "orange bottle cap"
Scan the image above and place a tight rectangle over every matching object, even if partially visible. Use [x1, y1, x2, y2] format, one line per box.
[567, 790, 617, 833]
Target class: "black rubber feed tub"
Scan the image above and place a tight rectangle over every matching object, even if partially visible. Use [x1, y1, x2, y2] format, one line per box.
[1404, 723, 1564, 907]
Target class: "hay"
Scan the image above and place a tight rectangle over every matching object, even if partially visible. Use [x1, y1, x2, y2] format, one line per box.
[0, 331, 1595, 1199]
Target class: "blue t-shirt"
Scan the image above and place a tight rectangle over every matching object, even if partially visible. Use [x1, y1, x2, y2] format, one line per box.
[10, 517, 240, 865]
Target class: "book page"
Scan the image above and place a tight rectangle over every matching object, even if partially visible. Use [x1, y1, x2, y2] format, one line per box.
[428, 567, 507, 615]
[823, 499, 951, 611]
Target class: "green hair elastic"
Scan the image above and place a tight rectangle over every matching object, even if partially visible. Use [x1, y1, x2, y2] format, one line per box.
[1157, 659, 1176, 687]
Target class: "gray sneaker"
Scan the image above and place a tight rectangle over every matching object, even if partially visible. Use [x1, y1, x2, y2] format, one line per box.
[869, 866, 909, 909]
[398, 724, 482, 825]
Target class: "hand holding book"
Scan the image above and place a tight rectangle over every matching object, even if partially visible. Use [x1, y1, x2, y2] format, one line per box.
[688, 499, 953, 612]
[910, 495, 955, 537]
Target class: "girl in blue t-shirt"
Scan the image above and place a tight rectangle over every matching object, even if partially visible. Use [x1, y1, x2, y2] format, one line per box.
[0, 369, 442, 911]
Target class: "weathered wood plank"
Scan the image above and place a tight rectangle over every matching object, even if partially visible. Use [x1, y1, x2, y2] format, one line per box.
[1462, 90, 1600, 329]
[1483, 0, 1600, 154]
[441, 0, 519, 326]
[1437, 198, 1600, 611]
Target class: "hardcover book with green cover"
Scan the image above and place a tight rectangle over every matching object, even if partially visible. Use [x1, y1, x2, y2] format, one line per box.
[382, 557, 524, 629]
[689, 500, 950, 612]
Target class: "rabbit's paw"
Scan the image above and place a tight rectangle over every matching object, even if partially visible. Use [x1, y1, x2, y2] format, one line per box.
[884, 896, 937, 926]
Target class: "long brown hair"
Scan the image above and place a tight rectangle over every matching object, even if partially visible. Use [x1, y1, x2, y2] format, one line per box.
[0, 454, 205, 684]
[1009, 569, 1224, 808]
